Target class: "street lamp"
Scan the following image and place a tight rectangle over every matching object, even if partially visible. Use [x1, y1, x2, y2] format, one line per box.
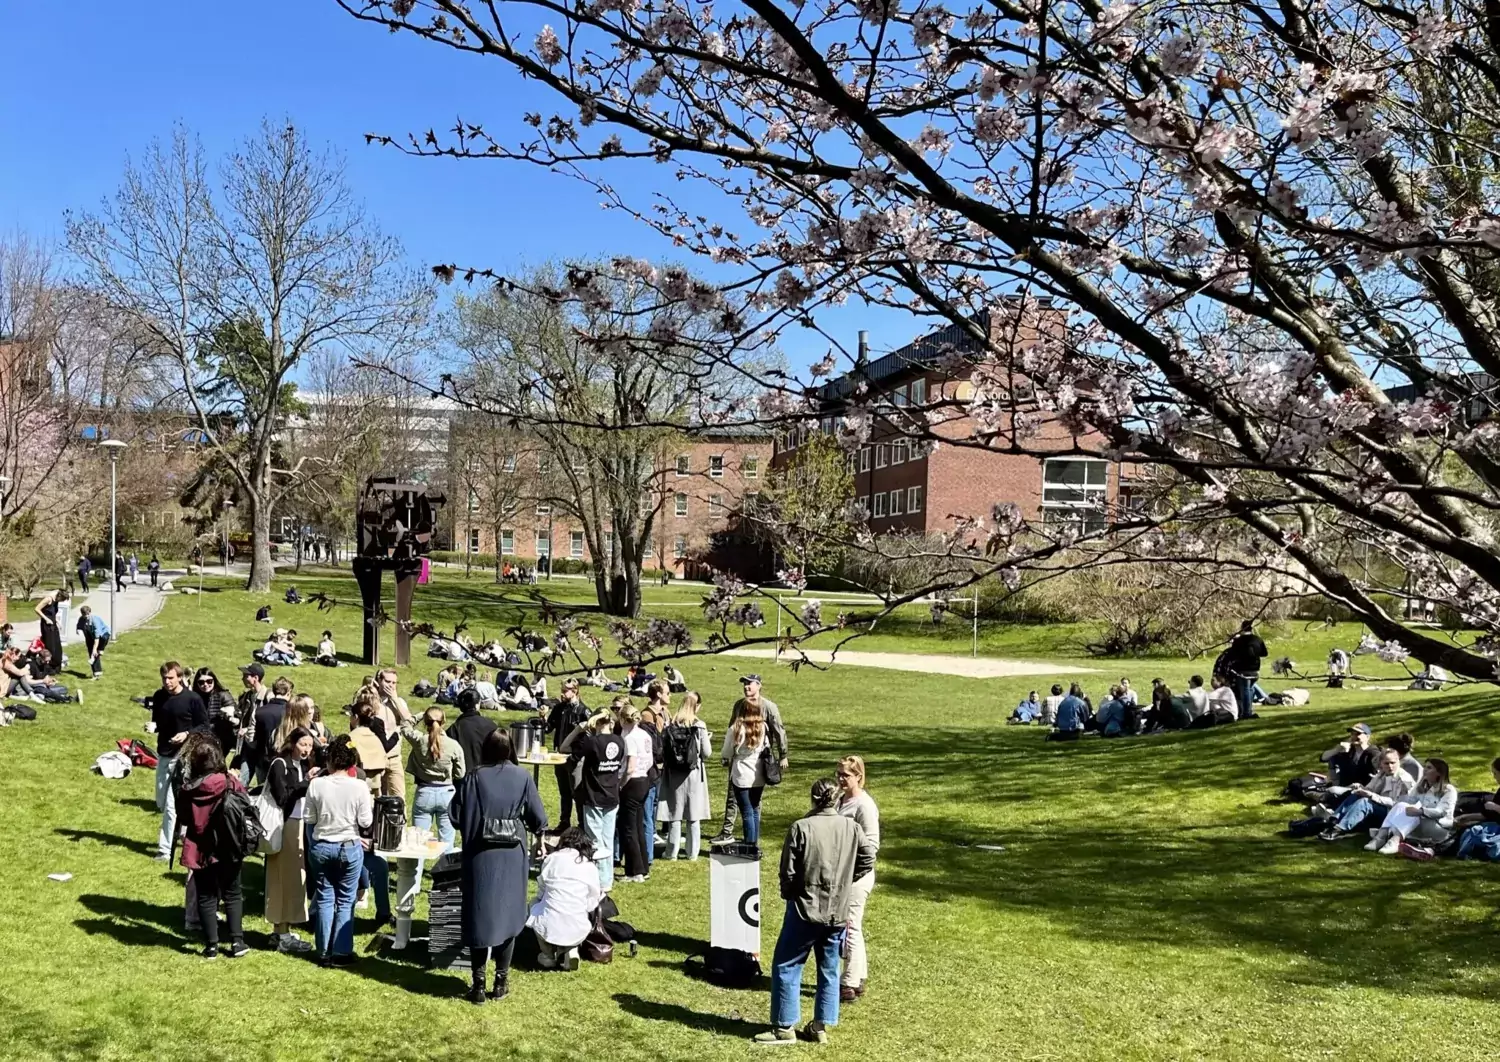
[98, 439, 128, 635]
[222, 499, 234, 576]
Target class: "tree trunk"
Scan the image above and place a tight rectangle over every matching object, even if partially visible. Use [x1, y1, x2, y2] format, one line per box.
[247, 495, 274, 592]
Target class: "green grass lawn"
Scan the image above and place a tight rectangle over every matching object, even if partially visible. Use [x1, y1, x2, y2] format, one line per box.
[3, 567, 1500, 1061]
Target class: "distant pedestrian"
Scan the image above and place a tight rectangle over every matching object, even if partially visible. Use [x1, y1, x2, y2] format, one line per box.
[115, 554, 128, 592]
[75, 605, 111, 679]
[148, 554, 161, 588]
[33, 587, 68, 675]
[128, 552, 139, 584]
[76, 556, 92, 593]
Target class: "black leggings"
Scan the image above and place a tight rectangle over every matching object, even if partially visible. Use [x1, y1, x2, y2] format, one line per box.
[194, 860, 244, 946]
[619, 777, 653, 878]
[471, 937, 516, 988]
[554, 763, 574, 831]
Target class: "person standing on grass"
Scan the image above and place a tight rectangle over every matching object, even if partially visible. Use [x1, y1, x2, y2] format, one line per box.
[1223, 619, 1268, 720]
[659, 691, 712, 861]
[836, 756, 880, 1005]
[74, 605, 110, 679]
[721, 696, 770, 845]
[245, 677, 292, 786]
[545, 679, 591, 831]
[148, 554, 161, 588]
[33, 587, 68, 675]
[375, 668, 413, 799]
[754, 778, 877, 1046]
[450, 728, 547, 1004]
[176, 738, 250, 959]
[149, 661, 210, 861]
[401, 705, 466, 847]
[559, 708, 625, 893]
[265, 726, 319, 953]
[711, 674, 787, 845]
[448, 688, 498, 781]
[305, 735, 372, 967]
[616, 701, 654, 883]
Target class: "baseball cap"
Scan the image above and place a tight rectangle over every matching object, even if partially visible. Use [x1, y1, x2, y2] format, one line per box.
[740, 673, 762, 685]
[1348, 722, 1371, 735]
[240, 663, 265, 679]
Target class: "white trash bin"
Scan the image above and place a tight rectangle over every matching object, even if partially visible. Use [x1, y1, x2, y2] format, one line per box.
[709, 842, 761, 958]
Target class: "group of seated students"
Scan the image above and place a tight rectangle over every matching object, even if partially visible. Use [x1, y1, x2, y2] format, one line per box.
[1012, 674, 1240, 739]
[1285, 723, 1500, 860]
[1, 643, 80, 709]
[425, 658, 690, 715]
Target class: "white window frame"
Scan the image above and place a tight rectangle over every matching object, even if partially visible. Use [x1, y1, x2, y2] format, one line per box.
[535, 530, 551, 556]
[675, 492, 688, 517]
[710, 454, 725, 478]
[857, 495, 870, 518]
[889, 489, 904, 516]
[892, 384, 907, 407]
[875, 444, 888, 469]
[908, 485, 923, 513]
[891, 439, 907, 465]
[1041, 458, 1110, 534]
[467, 488, 479, 512]
[859, 447, 871, 473]
[673, 535, 687, 559]
[676, 453, 691, 477]
[468, 528, 481, 552]
[500, 529, 514, 555]
[742, 455, 759, 479]
[503, 454, 517, 473]
[709, 493, 724, 518]
[873, 491, 888, 517]
[910, 377, 927, 405]
[570, 531, 584, 558]
[536, 501, 551, 516]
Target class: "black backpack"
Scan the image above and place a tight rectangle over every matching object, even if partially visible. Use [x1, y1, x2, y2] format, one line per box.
[663, 723, 700, 772]
[207, 786, 264, 863]
[686, 946, 763, 989]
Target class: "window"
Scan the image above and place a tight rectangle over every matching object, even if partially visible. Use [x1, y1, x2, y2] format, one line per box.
[570, 531, 584, 558]
[503, 454, 517, 473]
[709, 493, 723, 517]
[536, 501, 551, 516]
[892, 384, 907, 407]
[875, 444, 888, 468]
[857, 495, 870, 518]
[673, 536, 686, 559]
[676, 453, 691, 477]
[500, 529, 514, 555]
[908, 485, 924, 513]
[535, 530, 551, 556]
[643, 542, 654, 558]
[873, 491, 888, 517]
[1042, 458, 1109, 534]
[467, 489, 479, 512]
[538, 453, 553, 473]
[889, 489, 904, 516]
[605, 530, 615, 555]
[859, 447, 871, 473]
[710, 455, 724, 478]
[910, 377, 927, 405]
[641, 492, 655, 515]
[743, 490, 760, 512]
[675, 492, 688, 517]
[891, 439, 907, 464]
[468, 528, 481, 552]
[742, 455, 759, 479]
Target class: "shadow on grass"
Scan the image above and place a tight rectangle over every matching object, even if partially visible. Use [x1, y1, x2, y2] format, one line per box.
[118, 797, 159, 815]
[54, 828, 157, 857]
[613, 992, 759, 1037]
[632, 929, 706, 956]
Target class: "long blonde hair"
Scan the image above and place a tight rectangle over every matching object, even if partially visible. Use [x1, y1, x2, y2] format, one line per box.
[838, 754, 867, 791]
[734, 697, 765, 749]
[275, 694, 315, 752]
[423, 706, 446, 760]
[673, 691, 702, 727]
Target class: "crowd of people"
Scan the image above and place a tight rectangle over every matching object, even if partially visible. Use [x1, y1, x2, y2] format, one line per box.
[138, 642, 879, 1044]
[1283, 723, 1500, 861]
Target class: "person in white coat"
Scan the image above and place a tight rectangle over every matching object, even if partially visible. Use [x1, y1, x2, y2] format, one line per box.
[527, 828, 603, 971]
[1367, 758, 1458, 855]
[658, 692, 712, 860]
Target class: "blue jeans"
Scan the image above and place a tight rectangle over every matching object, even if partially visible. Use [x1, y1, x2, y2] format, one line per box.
[1232, 674, 1256, 720]
[310, 839, 363, 957]
[1458, 822, 1500, 861]
[580, 804, 618, 891]
[155, 754, 178, 858]
[1331, 795, 1378, 832]
[413, 784, 456, 847]
[733, 785, 764, 845]
[770, 904, 844, 1029]
[643, 784, 659, 869]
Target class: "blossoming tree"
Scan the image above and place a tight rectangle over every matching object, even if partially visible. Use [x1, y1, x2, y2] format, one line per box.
[341, 0, 1500, 677]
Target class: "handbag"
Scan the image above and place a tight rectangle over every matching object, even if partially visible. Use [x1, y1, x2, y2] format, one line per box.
[252, 787, 285, 855]
[477, 774, 526, 847]
[580, 908, 615, 964]
[759, 744, 783, 787]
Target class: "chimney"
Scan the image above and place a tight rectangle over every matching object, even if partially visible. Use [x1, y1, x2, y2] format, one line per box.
[857, 330, 869, 366]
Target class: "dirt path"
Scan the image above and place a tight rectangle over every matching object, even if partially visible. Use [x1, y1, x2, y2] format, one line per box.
[719, 647, 1098, 679]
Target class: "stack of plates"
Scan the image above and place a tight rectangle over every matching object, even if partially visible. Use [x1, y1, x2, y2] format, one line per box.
[427, 856, 467, 969]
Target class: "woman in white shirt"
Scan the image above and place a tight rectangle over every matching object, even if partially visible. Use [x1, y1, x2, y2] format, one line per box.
[1368, 758, 1458, 855]
[720, 697, 769, 844]
[837, 755, 880, 1004]
[527, 827, 603, 970]
[304, 736, 373, 964]
[616, 701, 655, 883]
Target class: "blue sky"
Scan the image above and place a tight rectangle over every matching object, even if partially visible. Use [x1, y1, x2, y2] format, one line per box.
[0, 0, 923, 372]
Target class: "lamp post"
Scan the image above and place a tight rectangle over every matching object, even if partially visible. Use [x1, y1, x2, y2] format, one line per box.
[98, 440, 128, 636]
[222, 500, 234, 576]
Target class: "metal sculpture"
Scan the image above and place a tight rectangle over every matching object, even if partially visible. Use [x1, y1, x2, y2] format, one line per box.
[352, 478, 445, 666]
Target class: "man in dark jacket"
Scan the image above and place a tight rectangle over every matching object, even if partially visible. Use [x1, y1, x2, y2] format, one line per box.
[146, 660, 209, 860]
[447, 688, 498, 777]
[754, 778, 876, 1046]
[1225, 619, 1268, 720]
[545, 679, 591, 830]
[245, 676, 291, 786]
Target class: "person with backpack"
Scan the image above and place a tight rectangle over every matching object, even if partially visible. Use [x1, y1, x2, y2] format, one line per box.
[753, 778, 877, 1046]
[305, 735, 373, 966]
[147, 554, 161, 588]
[641, 684, 672, 867]
[74, 605, 110, 679]
[659, 691, 712, 860]
[545, 679, 591, 831]
[175, 738, 251, 959]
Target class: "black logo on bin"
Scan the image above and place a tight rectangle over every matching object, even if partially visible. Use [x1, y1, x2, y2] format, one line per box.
[737, 888, 761, 928]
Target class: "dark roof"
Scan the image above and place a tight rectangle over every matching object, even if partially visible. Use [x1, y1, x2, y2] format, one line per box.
[686, 422, 773, 440]
[1384, 372, 1494, 426]
[820, 311, 994, 402]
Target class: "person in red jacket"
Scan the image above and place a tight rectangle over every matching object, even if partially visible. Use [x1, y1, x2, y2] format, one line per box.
[175, 739, 250, 959]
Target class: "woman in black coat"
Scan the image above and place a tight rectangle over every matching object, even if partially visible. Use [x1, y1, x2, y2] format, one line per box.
[450, 728, 547, 1004]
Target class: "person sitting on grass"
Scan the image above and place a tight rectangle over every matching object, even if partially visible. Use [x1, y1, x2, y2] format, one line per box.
[2, 647, 44, 702]
[260, 629, 295, 667]
[662, 662, 688, 693]
[1191, 674, 1238, 728]
[21, 651, 79, 703]
[1453, 758, 1500, 862]
[1185, 675, 1209, 720]
[1146, 684, 1192, 732]
[1366, 758, 1458, 856]
[315, 630, 339, 667]
[1008, 691, 1043, 725]
[1095, 685, 1129, 737]
[1309, 747, 1415, 841]
[526, 826, 602, 971]
[1039, 684, 1064, 727]
[1383, 731, 1422, 785]
[1046, 683, 1088, 742]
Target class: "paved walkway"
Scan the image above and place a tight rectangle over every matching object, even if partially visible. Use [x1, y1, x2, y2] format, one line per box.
[721, 647, 1098, 678]
[9, 570, 187, 646]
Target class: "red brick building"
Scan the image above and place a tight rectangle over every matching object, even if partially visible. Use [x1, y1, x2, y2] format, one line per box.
[778, 306, 1121, 537]
[455, 426, 771, 574]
